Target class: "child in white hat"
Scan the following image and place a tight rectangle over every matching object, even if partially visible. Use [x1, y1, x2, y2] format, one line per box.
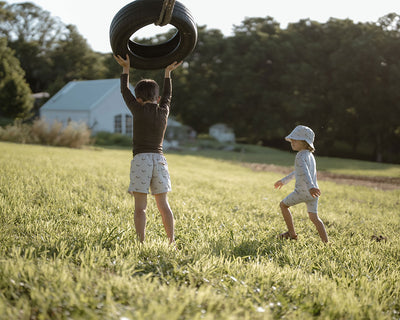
[274, 125, 328, 243]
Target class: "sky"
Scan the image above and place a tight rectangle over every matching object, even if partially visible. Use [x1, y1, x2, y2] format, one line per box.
[5, 0, 400, 53]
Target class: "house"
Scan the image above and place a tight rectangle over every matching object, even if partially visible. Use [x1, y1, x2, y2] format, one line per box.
[209, 123, 235, 143]
[40, 79, 134, 135]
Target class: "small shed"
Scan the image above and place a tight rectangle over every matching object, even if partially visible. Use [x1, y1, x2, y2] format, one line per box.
[166, 118, 196, 141]
[209, 123, 235, 143]
[40, 79, 134, 135]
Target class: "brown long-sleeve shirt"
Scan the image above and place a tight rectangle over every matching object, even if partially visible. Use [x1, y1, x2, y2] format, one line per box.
[120, 73, 172, 156]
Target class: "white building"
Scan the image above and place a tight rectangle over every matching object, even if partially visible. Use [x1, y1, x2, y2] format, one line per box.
[209, 123, 235, 143]
[40, 79, 134, 135]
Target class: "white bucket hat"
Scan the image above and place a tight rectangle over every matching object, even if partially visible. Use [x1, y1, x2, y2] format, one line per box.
[285, 125, 315, 151]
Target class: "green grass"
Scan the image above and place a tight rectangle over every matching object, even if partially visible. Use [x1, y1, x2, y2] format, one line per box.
[179, 143, 400, 177]
[0, 141, 399, 320]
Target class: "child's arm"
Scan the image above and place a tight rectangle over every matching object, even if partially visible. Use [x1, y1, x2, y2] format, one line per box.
[114, 54, 136, 108]
[159, 61, 183, 108]
[274, 171, 295, 189]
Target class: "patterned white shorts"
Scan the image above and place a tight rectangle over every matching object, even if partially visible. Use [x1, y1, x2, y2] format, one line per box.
[282, 190, 318, 213]
[128, 153, 171, 195]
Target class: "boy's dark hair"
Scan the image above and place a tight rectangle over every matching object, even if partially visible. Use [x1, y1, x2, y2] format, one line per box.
[134, 79, 159, 101]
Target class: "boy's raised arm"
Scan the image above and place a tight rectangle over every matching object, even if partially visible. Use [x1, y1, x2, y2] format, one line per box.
[164, 61, 183, 78]
[114, 54, 136, 106]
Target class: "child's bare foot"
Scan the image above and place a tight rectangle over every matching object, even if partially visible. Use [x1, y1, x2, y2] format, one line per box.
[278, 231, 298, 240]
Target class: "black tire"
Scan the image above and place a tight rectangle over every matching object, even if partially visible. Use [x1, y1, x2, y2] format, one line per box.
[109, 0, 197, 70]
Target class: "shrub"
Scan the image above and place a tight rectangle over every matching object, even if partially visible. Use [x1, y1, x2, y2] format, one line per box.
[93, 131, 132, 147]
[0, 118, 92, 148]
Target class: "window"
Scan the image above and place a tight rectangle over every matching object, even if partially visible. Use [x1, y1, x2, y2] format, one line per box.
[114, 114, 122, 133]
[125, 114, 133, 136]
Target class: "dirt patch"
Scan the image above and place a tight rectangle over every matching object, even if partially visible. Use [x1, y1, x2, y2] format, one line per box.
[242, 163, 400, 191]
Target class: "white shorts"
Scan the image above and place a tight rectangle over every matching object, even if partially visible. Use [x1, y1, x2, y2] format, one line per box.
[128, 153, 171, 195]
[282, 190, 318, 213]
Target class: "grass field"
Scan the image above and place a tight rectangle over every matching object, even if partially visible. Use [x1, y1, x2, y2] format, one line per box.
[0, 141, 399, 320]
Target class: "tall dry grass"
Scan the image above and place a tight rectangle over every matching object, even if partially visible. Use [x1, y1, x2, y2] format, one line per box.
[0, 118, 92, 148]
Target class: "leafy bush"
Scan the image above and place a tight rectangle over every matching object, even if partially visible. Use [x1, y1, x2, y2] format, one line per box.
[0, 117, 14, 127]
[94, 131, 132, 147]
[0, 118, 91, 148]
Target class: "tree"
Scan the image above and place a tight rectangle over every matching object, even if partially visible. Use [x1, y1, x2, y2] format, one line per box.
[0, 1, 12, 20]
[0, 2, 68, 93]
[0, 2, 107, 95]
[102, 53, 124, 79]
[0, 38, 33, 118]
[221, 17, 286, 143]
[275, 19, 341, 152]
[171, 26, 228, 133]
[327, 18, 400, 162]
[47, 25, 107, 94]
[0, 2, 64, 49]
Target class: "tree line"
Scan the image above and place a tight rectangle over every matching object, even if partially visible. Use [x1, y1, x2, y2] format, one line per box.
[1, 1, 399, 163]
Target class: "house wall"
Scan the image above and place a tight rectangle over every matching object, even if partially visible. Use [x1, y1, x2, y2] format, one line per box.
[91, 89, 132, 134]
[40, 85, 135, 135]
[40, 110, 89, 126]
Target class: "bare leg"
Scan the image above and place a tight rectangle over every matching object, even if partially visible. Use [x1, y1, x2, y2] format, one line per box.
[279, 201, 297, 239]
[154, 192, 175, 244]
[308, 212, 328, 243]
[132, 192, 147, 243]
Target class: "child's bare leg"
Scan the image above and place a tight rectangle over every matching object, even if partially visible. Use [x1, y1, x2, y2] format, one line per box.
[308, 212, 328, 243]
[133, 192, 147, 242]
[279, 201, 297, 239]
[154, 192, 175, 244]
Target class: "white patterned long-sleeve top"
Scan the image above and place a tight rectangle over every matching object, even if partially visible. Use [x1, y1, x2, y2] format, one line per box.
[281, 150, 318, 192]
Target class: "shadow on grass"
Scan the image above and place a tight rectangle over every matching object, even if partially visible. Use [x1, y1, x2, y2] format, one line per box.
[209, 234, 287, 261]
[232, 238, 285, 258]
